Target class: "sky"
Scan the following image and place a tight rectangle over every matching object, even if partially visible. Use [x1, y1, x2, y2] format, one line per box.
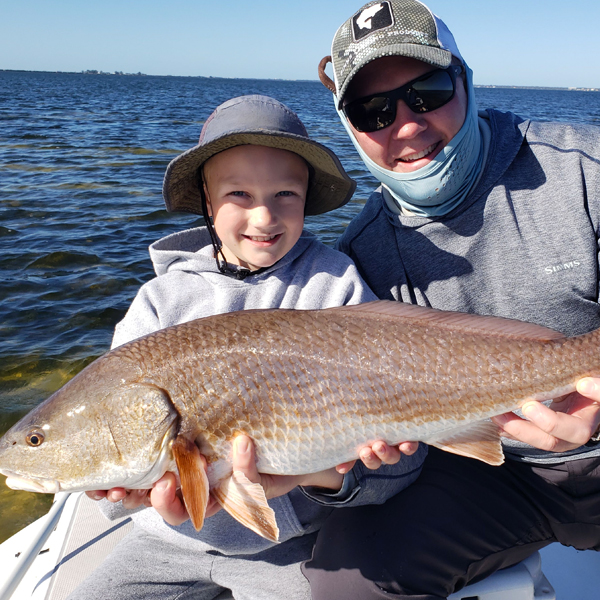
[1, 0, 599, 88]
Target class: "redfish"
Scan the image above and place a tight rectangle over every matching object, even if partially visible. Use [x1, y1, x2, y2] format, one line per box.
[0, 301, 598, 541]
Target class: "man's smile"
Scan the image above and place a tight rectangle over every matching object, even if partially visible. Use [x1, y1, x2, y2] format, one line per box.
[398, 142, 439, 163]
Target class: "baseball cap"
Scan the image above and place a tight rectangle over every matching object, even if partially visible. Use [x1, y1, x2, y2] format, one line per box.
[322, 0, 464, 107]
[163, 95, 356, 216]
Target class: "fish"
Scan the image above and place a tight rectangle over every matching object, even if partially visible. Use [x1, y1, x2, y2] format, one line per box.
[1, 300, 599, 542]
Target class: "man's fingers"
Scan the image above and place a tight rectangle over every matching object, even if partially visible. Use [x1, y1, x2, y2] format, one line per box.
[492, 402, 596, 452]
[121, 488, 149, 509]
[577, 377, 600, 402]
[492, 412, 562, 451]
[523, 401, 595, 447]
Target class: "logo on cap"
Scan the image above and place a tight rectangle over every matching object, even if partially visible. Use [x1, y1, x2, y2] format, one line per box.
[352, 2, 394, 41]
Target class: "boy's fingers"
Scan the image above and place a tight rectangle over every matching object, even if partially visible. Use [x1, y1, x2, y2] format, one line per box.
[150, 472, 190, 526]
[372, 442, 401, 464]
[336, 460, 356, 474]
[86, 490, 107, 501]
[105, 487, 127, 503]
[205, 495, 223, 518]
[121, 488, 148, 509]
[358, 441, 417, 470]
[359, 447, 383, 470]
[398, 441, 419, 456]
[233, 435, 261, 484]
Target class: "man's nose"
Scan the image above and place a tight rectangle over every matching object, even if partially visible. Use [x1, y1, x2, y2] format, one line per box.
[389, 100, 428, 138]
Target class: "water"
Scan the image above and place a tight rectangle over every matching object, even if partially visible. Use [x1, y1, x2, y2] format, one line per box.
[1, 71, 600, 542]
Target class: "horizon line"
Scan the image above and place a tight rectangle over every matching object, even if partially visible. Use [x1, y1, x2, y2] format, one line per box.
[1, 68, 598, 92]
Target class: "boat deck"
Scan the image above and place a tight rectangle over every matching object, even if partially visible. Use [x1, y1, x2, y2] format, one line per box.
[1, 492, 599, 600]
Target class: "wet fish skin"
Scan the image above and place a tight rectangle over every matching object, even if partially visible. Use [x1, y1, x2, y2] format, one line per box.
[1, 301, 599, 540]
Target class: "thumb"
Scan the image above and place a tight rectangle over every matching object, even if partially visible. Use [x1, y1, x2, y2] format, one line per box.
[232, 435, 261, 484]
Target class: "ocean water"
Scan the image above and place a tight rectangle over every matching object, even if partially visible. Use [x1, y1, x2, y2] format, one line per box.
[1, 71, 600, 541]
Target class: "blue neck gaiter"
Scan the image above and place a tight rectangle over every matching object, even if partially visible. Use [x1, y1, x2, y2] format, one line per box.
[338, 64, 485, 217]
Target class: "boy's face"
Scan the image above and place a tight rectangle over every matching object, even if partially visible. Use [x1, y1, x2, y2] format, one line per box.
[204, 145, 308, 271]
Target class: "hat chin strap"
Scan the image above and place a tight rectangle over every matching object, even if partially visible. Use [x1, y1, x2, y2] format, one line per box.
[198, 169, 230, 273]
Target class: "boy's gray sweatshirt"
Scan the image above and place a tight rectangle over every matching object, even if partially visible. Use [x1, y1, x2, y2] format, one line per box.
[103, 227, 427, 555]
[337, 109, 600, 464]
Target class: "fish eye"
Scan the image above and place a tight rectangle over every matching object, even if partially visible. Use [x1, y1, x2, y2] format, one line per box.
[26, 431, 45, 447]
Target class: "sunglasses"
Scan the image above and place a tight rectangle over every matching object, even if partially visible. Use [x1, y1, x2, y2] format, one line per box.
[343, 65, 464, 133]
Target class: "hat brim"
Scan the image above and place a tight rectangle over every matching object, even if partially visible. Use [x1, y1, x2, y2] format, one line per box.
[163, 131, 356, 216]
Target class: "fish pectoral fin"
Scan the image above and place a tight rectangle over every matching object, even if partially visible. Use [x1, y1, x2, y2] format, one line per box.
[430, 420, 505, 466]
[212, 471, 280, 542]
[172, 436, 210, 531]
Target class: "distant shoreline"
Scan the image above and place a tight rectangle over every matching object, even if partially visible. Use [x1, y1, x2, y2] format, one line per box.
[1, 69, 598, 91]
[475, 84, 600, 92]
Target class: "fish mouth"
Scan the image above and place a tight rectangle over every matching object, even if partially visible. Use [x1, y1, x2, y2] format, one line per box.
[1, 470, 61, 494]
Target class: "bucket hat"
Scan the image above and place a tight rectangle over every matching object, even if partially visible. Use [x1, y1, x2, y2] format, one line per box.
[319, 0, 464, 107]
[163, 95, 356, 216]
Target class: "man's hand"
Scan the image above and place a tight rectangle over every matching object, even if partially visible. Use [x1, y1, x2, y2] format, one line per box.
[491, 376, 600, 452]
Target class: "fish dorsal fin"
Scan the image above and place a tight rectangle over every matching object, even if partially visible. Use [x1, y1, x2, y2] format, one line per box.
[172, 436, 210, 531]
[333, 301, 565, 342]
[212, 471, 280, 542]
[429, 420, 505, 466]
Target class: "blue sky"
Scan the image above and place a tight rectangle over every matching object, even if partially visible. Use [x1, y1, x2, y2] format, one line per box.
[1, 0, 599, 88]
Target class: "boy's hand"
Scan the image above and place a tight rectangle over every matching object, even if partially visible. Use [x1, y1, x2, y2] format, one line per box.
[86, 435, 345, 526]
[336, 441, 419, 472]
[232, 435, 344, 495]
[491, 376, 600, 452]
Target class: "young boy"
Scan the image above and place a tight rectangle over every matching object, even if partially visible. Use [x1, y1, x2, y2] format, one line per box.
[72, 95, 426, 600]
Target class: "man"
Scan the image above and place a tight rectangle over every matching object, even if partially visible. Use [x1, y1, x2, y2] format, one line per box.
[302, 1, 600, 598]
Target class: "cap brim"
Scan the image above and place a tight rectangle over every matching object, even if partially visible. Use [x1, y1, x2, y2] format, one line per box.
[163, 131, 356, 216]
[336, 43, 453, 108]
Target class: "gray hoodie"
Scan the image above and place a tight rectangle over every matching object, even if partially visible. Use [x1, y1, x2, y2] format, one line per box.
[103, 226, 427, 555]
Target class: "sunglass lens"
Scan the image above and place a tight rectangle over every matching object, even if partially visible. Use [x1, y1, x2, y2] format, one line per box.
[409, 70, 455, 112]
[346, 96, 396, 132]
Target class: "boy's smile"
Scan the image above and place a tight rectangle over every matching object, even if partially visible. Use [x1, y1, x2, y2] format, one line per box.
[204, 145, 308, 272]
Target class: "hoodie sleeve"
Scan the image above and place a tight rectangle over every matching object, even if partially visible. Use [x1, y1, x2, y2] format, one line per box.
[300, 444, 428, 507]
